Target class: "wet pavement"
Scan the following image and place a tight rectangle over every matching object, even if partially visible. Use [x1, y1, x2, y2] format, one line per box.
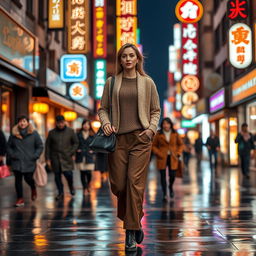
[1, 158, 256, 255]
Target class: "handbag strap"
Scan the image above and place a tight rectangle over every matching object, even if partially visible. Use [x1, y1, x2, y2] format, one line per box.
[109, 76, 115, 123]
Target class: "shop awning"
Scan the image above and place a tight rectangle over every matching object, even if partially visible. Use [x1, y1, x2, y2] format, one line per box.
[74, 103, 89, 116]
[208, 110, 225, 122]
[32, 87, 91, 117]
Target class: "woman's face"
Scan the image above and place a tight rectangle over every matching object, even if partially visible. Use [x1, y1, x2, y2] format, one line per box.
[162, 121, 171, 132]
[82, 121, 90, 131]
[18, 119, 29, 129]
[120, 47, 138, 72]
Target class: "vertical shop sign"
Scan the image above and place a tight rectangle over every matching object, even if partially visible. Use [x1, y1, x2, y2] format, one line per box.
[116, 0, 137, 50]
[95, 59, 106, 100]
[182, 23, 199, 76]
[93, 0, 107, 58]
[229, 23, 252, 69]
[48, 0, 64, 29]
[68, 0, 89, 53]
[174, 23, 182, 81]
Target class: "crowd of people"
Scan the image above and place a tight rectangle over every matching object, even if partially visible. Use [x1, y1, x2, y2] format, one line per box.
[0, 43, 255, 252]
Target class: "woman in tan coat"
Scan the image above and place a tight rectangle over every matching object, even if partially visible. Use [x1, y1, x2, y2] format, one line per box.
[98, 43, 160, 251]
[152, 118, 183, 201]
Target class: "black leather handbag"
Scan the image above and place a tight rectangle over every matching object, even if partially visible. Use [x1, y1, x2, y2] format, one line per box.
[89, 77, 116, 153]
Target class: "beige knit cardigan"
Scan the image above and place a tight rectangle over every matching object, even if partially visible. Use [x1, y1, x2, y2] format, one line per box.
[98, 72, 161, 134]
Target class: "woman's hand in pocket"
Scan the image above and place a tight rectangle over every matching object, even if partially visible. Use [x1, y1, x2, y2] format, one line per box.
[139, 129, 153, 140]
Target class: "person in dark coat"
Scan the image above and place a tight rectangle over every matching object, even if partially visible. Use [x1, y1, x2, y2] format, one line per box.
[76, 119, 95, 195]
[195, 132, 204, 165]
[6, 116, 43, 207]
[183, 133, 192, 169]
[45, 115, 79, 200]
[206, 131, 220, 169]
[235, 123, 255, 179]
[0, 129, 7, 163]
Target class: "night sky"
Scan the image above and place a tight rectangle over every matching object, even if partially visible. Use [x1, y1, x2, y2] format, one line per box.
[138, 0, 178, 109]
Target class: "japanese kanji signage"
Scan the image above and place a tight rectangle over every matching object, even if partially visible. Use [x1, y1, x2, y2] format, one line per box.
[68, 0, 89, 54]
[182, 23, 199, 77]
[48, 0, 64, 29]
[69, 83, 87, 100]
[93, 0, 107, 58]
[175, 0, 203, 23]
[227, 0, 248, 21]
[116, 0, 137, 50]
[94, 59, 106, 100]
[60, 54, 87, 82]
[229, 23, 252, 69]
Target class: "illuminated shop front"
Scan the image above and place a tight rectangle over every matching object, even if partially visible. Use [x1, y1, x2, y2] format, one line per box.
[231, 68, 256, 169]
[32, 69, 91, 139]
[0, 7, 38, 137]
[208, 88, 238, 166]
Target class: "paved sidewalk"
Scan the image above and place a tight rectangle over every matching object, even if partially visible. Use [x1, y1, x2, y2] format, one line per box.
[1, 159, 256, 255]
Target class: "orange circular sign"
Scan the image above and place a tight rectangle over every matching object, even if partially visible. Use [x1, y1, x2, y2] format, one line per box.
[181, 105, 196, 119]
[181, 75, 200, 92]
[175, 0, 204, 23]
[182, 92, 199, 105]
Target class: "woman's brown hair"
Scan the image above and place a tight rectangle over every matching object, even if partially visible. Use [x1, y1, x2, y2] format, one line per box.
[116, 43, 147, 76]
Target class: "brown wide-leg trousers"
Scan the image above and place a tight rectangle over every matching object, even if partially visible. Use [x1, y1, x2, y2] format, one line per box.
[108, 130, 152, 230]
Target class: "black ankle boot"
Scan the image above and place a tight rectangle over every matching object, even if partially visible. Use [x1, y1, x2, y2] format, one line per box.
[135, 229, 144, 244]
[125, 230, 137, 251]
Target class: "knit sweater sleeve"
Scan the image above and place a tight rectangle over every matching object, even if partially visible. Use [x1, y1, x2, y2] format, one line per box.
[148, 79, 161, 134]
[98, 77, 111, 128]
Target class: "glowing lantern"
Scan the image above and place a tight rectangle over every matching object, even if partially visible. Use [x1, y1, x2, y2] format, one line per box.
[63, 111, 77, 121]
[33, 103, 49, 114]
[91, 121, 101, 132]
[2, 104, 7, 112]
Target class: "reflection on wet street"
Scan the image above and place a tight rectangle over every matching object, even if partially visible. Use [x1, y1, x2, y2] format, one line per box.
[1, 159, 256, 255]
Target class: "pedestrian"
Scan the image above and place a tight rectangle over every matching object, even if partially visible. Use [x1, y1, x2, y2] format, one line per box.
[76, 119, 95, 195]
[206, 130, 220, 169]
[152, 118, 183, 201]
[183, 133, 192, 169]
[95, 152, 108, 181]
[235, 123, 255, 179]
[6, 116, 43, 207]
[195, 132, 204, 165]
[98, 43, 160, 251]
[45, 115, 79, 200]
[0, 129, 7, 163]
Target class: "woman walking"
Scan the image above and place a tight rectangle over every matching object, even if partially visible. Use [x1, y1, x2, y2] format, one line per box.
[98, 43, 160, 251]
[152, 118, 183, 201]
[76, 119, 95, 194]
[7, 116, 43, 207]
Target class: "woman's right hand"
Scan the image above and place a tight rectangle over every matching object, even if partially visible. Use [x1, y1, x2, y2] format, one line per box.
[103, 124, 116, 136]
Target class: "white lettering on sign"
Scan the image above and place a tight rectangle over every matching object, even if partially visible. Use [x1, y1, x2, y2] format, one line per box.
[233, 77, 256, 96]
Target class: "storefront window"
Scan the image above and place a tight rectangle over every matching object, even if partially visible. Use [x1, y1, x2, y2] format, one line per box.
[1, 90, 11, 137]
[229, 117, 238, 165]
[247, 102, 256, 134]
[46, 107, 56, 134]
[30, 112, 46, 140]
[219, 118, 228, 155]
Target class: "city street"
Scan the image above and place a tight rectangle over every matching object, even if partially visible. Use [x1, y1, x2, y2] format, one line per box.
[1, 159, 256, 255]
